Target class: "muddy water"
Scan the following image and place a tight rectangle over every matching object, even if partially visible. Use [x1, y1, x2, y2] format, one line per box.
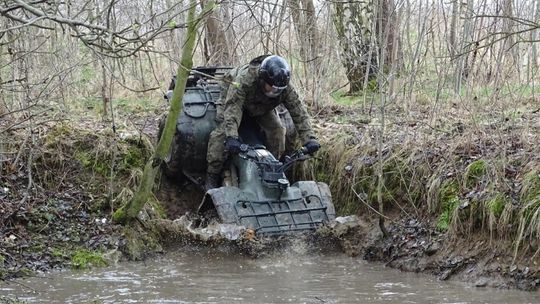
[1, 249, 538, 304]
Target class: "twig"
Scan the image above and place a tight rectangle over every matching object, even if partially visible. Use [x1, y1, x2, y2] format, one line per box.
[0, 103, 35, 119]
[352, 187, 390, 220]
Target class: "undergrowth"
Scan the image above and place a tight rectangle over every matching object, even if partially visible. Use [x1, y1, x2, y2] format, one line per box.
[37, 123, 152, 211]
[300, 103, 540, 257]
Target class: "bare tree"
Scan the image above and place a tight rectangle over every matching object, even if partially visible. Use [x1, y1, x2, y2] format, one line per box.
[331, 0, 399, 94]
[331, 0, 377, 94]
[202, 0, 235, 65]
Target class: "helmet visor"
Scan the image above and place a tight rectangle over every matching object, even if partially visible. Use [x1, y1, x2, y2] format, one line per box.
[264, 82, 286, 97]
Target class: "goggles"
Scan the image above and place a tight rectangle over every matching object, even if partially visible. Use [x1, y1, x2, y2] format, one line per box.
[263, 82, 287, 98]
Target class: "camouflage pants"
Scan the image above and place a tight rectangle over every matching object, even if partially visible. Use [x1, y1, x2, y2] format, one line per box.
[206, 108, 286, 174]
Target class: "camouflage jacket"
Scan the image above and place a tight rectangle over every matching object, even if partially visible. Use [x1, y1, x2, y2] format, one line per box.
[221, 56, 316, 143]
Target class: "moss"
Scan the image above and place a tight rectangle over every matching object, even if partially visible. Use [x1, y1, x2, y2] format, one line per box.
[465, 160, 487, 188]
[436, 195, 460, 231]
[51, 248, 67, 258]
[112, 207, 127, 224]
[487, 193, 506, 218]
[28, 245, 47, 255]
[436, 210, 451, 231]
[436, 179, 461, 231]
[71, 250, 107, 269]
[44, 124, 75, 146]
[74, 150, 91, 167]
[148, 197, 167, 219]
[121, 225, 162, 261]
[71, 135, 148, 178]
[120, 145, 146, 172]
[74, 149, 109, 176]
[440, 179, 459, 203]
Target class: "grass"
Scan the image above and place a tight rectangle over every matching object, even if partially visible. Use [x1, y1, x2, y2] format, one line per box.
[71, 249, 107, 269]
[300, 86, 540, 256]
[330, 88, 381, 107]
[79, 96, 157, 117]
[465, 160, 487, 188]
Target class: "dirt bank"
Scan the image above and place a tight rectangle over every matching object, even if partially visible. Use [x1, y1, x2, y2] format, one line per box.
[299, 101, 540, 291]
[329, 214, 540, 291]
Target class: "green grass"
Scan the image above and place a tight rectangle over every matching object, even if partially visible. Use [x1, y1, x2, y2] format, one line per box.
[487, 193, 506, 218]
[71, 250, 107, 269]
[465, 160, 487, 188]
[329, 88, 382, 106]
[78, 96, 157, 117]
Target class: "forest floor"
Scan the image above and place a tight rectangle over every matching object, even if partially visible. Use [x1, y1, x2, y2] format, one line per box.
[0, 98, 539, 294]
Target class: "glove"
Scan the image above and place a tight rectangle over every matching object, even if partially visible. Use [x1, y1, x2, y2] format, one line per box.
[303, 139, 321, 154]
[225, 137, 243, 154]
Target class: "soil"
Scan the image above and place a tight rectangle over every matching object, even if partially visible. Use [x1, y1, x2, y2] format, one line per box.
[333, 214, 540, 291]
[0, 168, 122, 277]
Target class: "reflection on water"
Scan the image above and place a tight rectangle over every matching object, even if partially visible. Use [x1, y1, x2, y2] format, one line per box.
[1, 248, 538, 304]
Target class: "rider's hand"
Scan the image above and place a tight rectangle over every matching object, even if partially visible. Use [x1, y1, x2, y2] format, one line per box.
[225, 137, 243, 154]
[303, 139, 321, 154]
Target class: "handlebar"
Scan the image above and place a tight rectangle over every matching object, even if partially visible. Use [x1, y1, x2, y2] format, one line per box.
[278, 148, 310, 172]
[237, 145, 311, 173]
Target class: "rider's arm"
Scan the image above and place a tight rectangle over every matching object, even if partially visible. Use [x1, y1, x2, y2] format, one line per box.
[223, 79, 248, 139]
[282, 85, 317, 143]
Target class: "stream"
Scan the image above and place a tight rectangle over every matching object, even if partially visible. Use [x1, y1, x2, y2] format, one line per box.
[1, 246, 538, 304]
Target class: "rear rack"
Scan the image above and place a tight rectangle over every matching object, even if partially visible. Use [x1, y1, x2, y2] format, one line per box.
[167, 66, 234, 91]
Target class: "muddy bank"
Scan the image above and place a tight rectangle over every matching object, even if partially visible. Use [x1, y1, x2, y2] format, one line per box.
[0, 122, 149, 280]
[298, 102, 540, 290]
[324, 214, 540, 291]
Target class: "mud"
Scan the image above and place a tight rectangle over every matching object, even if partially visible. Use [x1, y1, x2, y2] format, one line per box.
[0, 178, 122, 278]
[155, 175, 204, 219]
[333, 215, 540, 291]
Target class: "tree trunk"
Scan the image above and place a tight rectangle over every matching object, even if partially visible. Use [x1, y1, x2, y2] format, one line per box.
[503, 0, 519, 70]
[528, 0, 540, 80]
[290, 0, 319, 61]
[454, 0, 474, 93]
[377, 0, 400, 73]
[101, 63, 109, 118]
[113, 0, 213, 224]
[332, 0, 378, 95]
[289, 0, 322, 106]
[449, 0, 460, 58]
[202, 0, 234, 65]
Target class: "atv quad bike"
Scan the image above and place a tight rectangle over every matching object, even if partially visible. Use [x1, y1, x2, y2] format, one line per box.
[160, 67, 335, 235]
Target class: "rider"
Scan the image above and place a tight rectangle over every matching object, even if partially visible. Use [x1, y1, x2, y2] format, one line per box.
[205, 55, 321, 190]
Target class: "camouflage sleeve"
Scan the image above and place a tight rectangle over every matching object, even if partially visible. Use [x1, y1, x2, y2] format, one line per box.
[282, 86, 317, 143]
[223, 80, 246, 139]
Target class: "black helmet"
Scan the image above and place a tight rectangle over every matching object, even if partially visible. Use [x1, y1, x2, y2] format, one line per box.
[259, 55, 291, 96]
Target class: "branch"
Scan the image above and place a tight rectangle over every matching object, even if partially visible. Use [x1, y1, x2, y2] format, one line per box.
[0, 15, 47, 33]
[12, 0, 109, 32]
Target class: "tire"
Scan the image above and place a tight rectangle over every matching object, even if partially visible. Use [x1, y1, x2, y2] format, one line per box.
[157, 115, 183, 179]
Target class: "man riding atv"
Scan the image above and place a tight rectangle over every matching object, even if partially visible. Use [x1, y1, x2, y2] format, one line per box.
[205, 55, 321, 191]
